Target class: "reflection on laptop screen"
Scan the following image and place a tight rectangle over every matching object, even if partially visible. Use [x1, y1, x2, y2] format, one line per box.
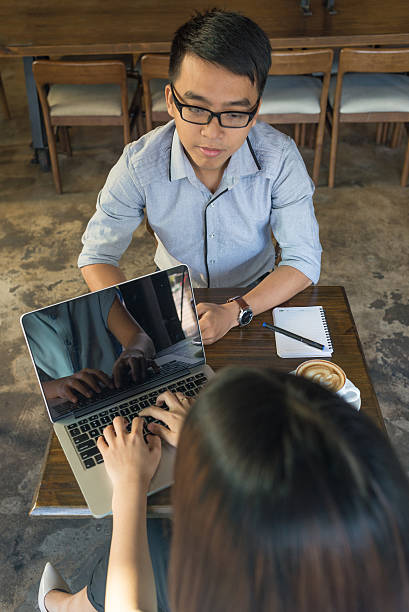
[21, 265, 204, 421]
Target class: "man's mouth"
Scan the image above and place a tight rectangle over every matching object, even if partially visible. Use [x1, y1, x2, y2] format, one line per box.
[198, 146, 223, 158]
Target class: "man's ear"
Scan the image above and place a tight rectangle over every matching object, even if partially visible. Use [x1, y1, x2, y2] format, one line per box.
[165, 84, 175, 118]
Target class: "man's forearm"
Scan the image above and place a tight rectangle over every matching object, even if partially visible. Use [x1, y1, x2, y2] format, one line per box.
[244, 265, 311, 315]
[81, 264, 127, 292]
[225, 265, 312, 324]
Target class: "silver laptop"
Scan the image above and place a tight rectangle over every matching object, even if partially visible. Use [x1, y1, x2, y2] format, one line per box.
[21, 265, 214, 517]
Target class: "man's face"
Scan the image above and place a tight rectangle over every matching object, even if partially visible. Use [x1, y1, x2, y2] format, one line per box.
[165, 54, 260, 180]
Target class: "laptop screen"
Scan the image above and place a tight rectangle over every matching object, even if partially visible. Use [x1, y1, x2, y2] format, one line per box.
[21, 265, 205, 421]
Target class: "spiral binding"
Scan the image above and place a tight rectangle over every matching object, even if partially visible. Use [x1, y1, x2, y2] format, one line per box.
[319, 307, 333, 350]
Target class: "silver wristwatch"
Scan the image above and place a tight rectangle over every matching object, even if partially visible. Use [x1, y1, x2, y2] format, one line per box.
[227, 295, 253, 327]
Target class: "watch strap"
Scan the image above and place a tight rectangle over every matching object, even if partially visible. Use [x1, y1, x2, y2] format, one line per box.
[233, 296, 250, 311]
[227, 295, 250, 310]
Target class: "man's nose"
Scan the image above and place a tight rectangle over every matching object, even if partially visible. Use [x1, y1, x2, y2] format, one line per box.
[201, 115, 224, 139]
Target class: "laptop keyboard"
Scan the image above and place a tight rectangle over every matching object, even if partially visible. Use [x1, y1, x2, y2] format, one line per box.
[66, 372, 208, 470]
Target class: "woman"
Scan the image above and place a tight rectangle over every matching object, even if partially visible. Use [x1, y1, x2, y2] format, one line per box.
[39, 367, 409, 612]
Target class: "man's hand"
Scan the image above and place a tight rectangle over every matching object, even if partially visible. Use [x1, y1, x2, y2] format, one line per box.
[98, 416, 161, 493]
[112, 349, 159, 388]
[42, 368, 113, 403]
[196, 301, 238, 345]
[139, 390, 193, 447]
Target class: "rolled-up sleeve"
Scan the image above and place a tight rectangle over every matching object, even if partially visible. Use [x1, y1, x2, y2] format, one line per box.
[78, 147, 145, 268]
[270, 140, 322, 284]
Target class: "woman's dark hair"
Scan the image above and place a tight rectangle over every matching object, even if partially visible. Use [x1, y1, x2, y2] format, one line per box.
[169, 9, 272, 96]
[169, 367, 409, 612]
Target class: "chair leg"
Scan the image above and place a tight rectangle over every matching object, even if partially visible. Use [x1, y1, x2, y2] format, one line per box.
[46, 126, 62, 194]
[294, 124, 300, 146]
[59, 127, 72, 156]
[123, 118, 131, 144]
[312, 118, 326, 186]
[401, 131, 409, 187]
[300, 123, 306, 147]
[328, 112, 339, 188]
[307, 124, 316, 149]
[390, 123, 402, 149]
[381, 122, 389, 145]
[375, 123, 383, 145]
[0, 73, 11, 119]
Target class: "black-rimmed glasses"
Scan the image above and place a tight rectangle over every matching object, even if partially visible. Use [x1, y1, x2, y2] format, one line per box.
[170, 83, 259, 129]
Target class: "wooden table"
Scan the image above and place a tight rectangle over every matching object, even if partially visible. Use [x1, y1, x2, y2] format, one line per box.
[30, 285, 384, 518]
[1, 0, 409, 57]
[1, 0, 408, 168]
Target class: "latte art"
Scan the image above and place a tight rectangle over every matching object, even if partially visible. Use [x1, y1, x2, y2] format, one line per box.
[295, 360, 346, 392]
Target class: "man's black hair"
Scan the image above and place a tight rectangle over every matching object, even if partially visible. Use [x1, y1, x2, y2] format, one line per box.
[169, 9, 272, 96]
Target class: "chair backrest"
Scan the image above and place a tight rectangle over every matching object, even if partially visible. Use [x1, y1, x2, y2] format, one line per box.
[140, 54, 170, 131]
[33, 59, 131, 143]
[33, 60, 128, 87]
[268, 48, 334, 77]
[261, 49, 334, 123]
[331, 48, 409, 122]
[337, 47, 409, 76]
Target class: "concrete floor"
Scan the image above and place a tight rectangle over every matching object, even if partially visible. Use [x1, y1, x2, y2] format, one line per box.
[1, 57, 408, 610]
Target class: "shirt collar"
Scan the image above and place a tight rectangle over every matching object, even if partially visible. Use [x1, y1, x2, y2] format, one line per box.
[169, 127, 261, 187]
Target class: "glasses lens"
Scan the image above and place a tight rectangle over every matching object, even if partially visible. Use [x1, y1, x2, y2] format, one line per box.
[220, 112, 250, 128]
[181, 106, 212, 124]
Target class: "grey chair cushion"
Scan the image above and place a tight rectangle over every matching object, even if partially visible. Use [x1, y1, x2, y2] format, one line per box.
[259, 75, 322, 115]
[48, 80, 138, 117]
[329, 73, 409, 113]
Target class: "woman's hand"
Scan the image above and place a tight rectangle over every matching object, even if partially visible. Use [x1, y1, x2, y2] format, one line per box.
[139, 390, 193, 447]
[112, 349, 159, 388]
[97, 416, 161, 493]
[42, 368, 113, 403]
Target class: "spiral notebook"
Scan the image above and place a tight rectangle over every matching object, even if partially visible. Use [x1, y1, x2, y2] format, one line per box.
[272, 306, 333, 358]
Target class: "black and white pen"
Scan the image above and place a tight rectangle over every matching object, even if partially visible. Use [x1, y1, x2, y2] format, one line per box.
[262, 322, 326, 351]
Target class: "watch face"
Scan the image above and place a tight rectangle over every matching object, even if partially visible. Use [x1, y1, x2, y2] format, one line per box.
[239, 309, 253, 326]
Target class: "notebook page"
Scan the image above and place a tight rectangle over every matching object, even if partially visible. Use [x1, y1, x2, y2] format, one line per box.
[272, 306, 333, 358]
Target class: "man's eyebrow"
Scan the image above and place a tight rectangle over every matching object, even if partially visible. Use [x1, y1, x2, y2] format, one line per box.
[183, 90, 253, 108]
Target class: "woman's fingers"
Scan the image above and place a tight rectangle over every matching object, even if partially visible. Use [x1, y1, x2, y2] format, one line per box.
[138, 406, 173, 424]
[146, 421, 175, 446]
[146, 433, 162, 454]
[155, 390, 190, 412]
[100, 416, 128, 445]
[131, 414, 145, 436]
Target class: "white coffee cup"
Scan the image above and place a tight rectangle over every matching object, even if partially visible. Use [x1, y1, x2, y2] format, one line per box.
[295, 360, 361, 410]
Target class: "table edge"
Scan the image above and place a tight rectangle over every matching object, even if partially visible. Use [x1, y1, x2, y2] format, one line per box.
[1, 32, 409, 57]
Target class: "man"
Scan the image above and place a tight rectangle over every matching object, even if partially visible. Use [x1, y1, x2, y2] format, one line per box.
[78, 9, 322, 345]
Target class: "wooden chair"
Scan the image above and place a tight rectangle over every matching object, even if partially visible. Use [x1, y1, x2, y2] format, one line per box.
[32, 60, 141, 193]
[140, 54, 170, 133]
[328, 47, 409, 187]
[0, 71, 11, 119]
[258, 49, 334, 185]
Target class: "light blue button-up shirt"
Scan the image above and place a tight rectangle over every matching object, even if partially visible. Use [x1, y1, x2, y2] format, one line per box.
[78, 121, 321, 288]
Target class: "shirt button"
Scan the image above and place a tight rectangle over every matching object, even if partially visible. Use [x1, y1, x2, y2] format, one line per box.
[210, 259, 216, 264]
[210, 233, 215, 239]
[210, 203, 215, 207]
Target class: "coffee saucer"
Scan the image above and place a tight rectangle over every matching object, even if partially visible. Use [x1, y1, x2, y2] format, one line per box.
[289, 371, 361, 411]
